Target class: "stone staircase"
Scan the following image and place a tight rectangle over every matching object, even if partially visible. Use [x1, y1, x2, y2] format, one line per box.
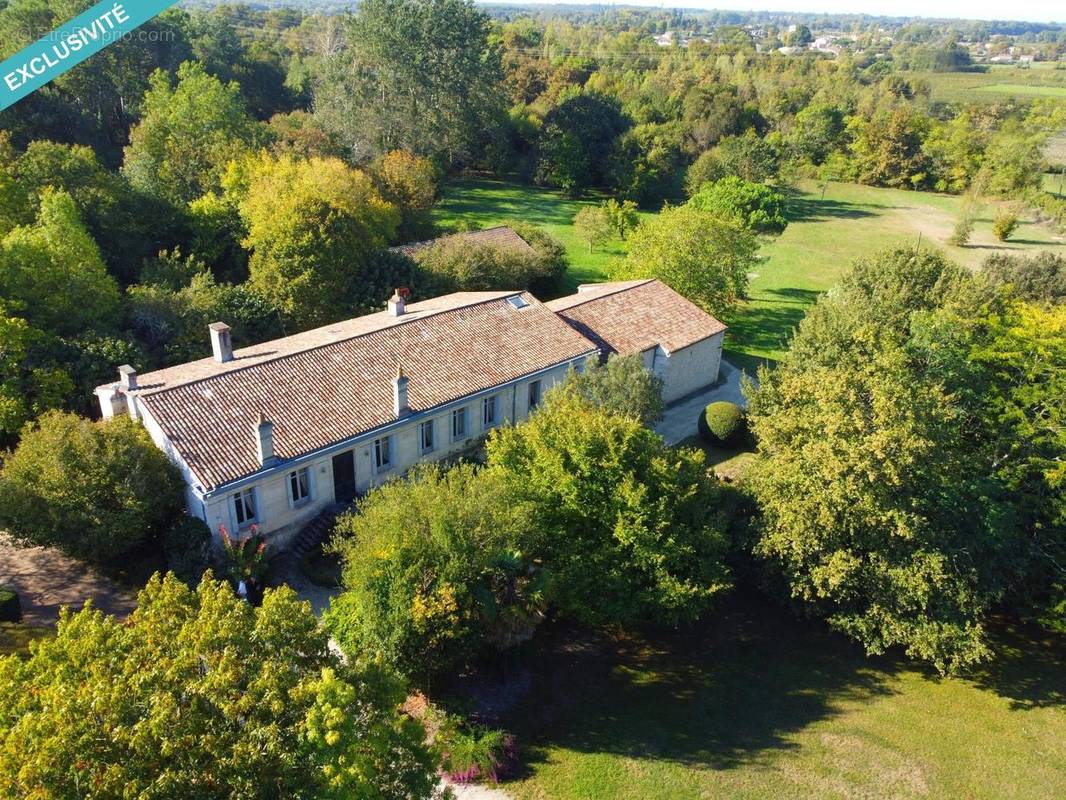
[268, 503, 344, 589]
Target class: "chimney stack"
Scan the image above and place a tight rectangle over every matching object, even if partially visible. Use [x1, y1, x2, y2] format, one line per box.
[209, 322, 233, 363]
[118, 364, 138, 391]
[387, 289, 406, 317]
[393, 364, 410, 418]
[255, 413, 276, 467]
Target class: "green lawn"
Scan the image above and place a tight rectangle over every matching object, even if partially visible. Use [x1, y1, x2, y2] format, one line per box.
[725, 180, 1064, 369]
[0, 623, 51, 656]
[502, 595, 1066, 800]
[915, 67, 1066, 103]
[434, 177, 1065, 371]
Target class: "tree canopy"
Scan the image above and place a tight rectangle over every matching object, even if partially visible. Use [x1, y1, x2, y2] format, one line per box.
[0, 574, 438, 799]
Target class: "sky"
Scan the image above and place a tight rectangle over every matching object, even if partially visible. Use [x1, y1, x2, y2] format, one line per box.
[510, 1, 1062, 25]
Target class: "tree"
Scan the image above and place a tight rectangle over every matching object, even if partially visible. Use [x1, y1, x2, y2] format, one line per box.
[124, 62, 264, 205]
[12, 140, 183, 286]
[547, 355, 664, 425]
[969, 302, 1066, 630]
[0, 307, 72, 437]
[745, 248, 1022, 674]
[325, 464, 541, 678]
[0, 189, 120, 337]
[688, 176, 788, 234]
[613, 206, 758, 316]
[500, 220, 568, 291]
[486, 394, 732, 626]
[983, 251, 1066, 304]
[686, 131, 781, 192]
[789, 104, 846, 166]
[605, 122, 686, 206]
[0, 412, 185, 563]
[236, 154, 399, 328]
[601, 198, 640, 240]
[536, 93, 630, 195]
[315, 0, 503, 164]
[573, 206, 612, 253]
[846, 107, 931, 189]
[0, 574, 438, 799]
[370, 150, 440, 242]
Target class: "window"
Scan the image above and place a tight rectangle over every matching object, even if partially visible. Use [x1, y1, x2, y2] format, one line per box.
[451, 407, 467, 441]
[482, 395, 498, 428]
[374, 436, 392, 472]
[507, 295, 529, 310]
[288, 467, 312, 506]
[528, 380, 542, 411]
[419, 420, 435, 454]
[232, 488, 257, 528]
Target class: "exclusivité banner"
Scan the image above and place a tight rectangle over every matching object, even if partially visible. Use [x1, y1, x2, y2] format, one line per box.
[0, 1, 178, 112]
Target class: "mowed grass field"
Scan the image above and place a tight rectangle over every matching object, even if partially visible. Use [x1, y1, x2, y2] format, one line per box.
[916, 65, 1066, 103]
[502, 594, 1066, 800]
[435, 177, 1065, 372]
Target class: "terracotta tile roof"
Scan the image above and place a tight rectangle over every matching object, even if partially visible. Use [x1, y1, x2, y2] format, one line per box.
[130, 292, 597, 491]
[545, 279, 727, 356]
[391, 226, 538, 258]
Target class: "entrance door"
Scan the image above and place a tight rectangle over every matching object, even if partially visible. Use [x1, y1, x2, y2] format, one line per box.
[332, 450, 356, 505]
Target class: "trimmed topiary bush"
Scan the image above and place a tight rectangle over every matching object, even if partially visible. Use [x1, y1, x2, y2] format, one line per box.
[698, 401, 747, 446]
[0, 587, 22, 623]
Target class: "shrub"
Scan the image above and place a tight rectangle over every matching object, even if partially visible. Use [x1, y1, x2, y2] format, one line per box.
[993, 211, 1020, 241]
[698, 401, 747, 446]
[436, 716, 515, 785]
[0, 587, 21, 623]
[219, 524, 268, 584]
[547, 354, 665, 424]
[687, 176, 788, 234]
[983, 251, 1066, 303]
[325, 464, 538, 678]
[947, 213, 975, 246]
[163, 517, 212, 587]
[0, 412, 185, 564]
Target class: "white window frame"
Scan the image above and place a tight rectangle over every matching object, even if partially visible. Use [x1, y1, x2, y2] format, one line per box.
[232, 487, 258, 529]
[374, 435, 392, 473]
[482, 395, 498, 429]
[419, 419, 435, 454]
[288, 466, 313, 508]
[451, 407, 468, 442]
[528, 380, 542, 411]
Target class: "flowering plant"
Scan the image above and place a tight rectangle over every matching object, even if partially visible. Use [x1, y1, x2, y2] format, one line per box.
[219, 524, 268, 582]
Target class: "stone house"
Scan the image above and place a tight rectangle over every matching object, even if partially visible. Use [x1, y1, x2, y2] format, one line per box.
[95, 279, 725, 546]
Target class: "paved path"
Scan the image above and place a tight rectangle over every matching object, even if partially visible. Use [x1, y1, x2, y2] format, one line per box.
[654, 359, 753, 445]
[0, 536, 136, 626]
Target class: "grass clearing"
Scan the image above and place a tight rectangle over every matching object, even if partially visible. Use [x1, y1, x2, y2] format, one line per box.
[975, 83, 1066, 98]
[501, 594, 1066, 800]
[729, 180, 1064, 367]
[915, 67, 1066, 103]
[434, 177, 1065, 369]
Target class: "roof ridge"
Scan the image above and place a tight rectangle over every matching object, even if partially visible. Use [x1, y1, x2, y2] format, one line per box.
[553, 279, 656, 310]
[136, 291, 528, 398]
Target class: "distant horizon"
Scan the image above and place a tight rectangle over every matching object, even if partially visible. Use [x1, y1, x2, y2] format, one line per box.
[481, 1, 1063, 26]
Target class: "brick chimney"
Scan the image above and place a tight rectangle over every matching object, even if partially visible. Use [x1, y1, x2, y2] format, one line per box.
[255, 413, 276, 466]
[209, 322, 233, 363]
[387, 289, 406, 317]
[393, 364, 410, 418]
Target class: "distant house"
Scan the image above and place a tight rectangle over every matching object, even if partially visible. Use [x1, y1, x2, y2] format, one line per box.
[390, 225, 538, 259]
[95, 280, 726, 546]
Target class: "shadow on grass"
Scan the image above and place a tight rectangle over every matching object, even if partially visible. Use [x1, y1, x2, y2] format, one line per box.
[504, 592, 899, 776]
[966, 618, 1066, 710]
[725, 288, 822, 363]
[786, 195, 880, 223]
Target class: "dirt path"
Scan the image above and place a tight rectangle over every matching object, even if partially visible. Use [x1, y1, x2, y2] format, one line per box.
[0, 535, 136, 626]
